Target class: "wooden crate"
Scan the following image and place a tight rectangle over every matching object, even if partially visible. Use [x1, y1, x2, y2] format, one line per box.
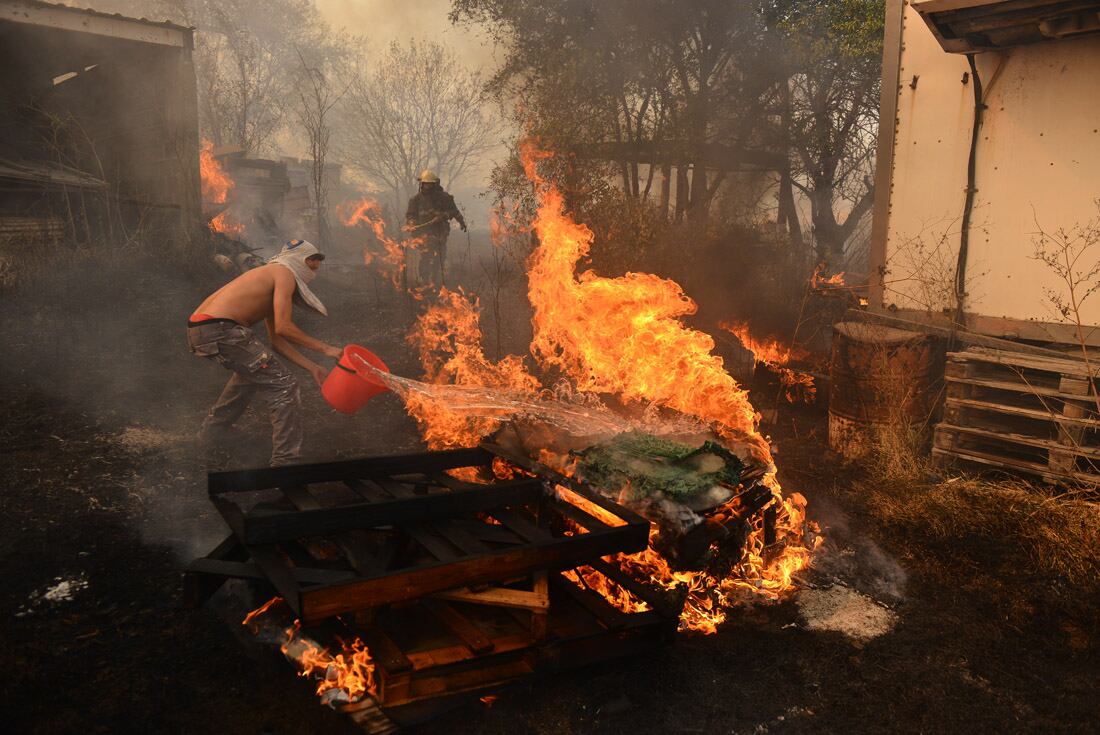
[934, 348, 1100, 484]
[190, 449, 651, 624]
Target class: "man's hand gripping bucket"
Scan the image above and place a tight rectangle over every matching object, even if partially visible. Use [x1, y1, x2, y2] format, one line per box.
[322, 345, 390, 415]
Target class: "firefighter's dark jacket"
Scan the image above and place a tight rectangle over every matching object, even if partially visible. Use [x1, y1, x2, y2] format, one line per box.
[405, 188, 463, 244]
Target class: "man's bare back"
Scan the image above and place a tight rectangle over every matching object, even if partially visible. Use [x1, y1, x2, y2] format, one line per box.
[193, 256, 341, 381]
[194, 263, 284, 326]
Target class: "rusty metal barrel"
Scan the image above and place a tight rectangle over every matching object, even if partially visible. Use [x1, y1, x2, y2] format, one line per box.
[828, 321, 942, 459]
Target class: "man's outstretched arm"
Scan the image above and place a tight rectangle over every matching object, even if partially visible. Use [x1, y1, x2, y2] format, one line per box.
[271, 267, 341, 359]
[447, 195, 467, 231]
[265, 317, 328, 386]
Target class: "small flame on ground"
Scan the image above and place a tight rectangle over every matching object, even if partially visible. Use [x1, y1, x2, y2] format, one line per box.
[282, 621, 377, 703]
[243, 599, 378, 705]
[199, 139, 232, 205]
[810, 264, 846, 288]
[210, 210, 244, 238]
[720, 321, 816, 403]
[242, 596, 283, 630]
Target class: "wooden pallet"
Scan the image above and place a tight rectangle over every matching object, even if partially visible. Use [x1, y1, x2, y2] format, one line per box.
[934, 348, 1100, 484]
[191, 449, 651, 624]
[356, 569, 677, 709]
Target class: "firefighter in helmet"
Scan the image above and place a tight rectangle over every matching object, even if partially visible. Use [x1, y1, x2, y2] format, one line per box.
[404, 169, 466, 289]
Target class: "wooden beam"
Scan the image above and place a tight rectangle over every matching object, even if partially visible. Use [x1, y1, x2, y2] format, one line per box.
[208, 447, 493, 494]
[299, 522, 648, 623]
[231, 479, 541, 544]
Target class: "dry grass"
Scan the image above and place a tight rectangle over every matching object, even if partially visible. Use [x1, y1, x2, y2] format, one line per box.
[866, 476, 1100, 591]
[863, 420, 932, 482]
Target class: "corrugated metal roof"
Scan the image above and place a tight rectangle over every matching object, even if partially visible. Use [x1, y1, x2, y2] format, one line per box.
[16, 0, 191, 32]
[1, 1, 194, 47]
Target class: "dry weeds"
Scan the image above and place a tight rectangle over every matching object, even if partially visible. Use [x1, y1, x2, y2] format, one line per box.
[866, 477, 1100, 591]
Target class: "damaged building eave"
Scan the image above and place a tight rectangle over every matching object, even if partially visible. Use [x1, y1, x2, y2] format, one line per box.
[0, 157, 106, 190]
[1, 0, 192, 48]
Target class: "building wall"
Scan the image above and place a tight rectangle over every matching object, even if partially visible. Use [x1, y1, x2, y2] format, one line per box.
[874, 0, 1100, 342]
[0, 6, 199, 248]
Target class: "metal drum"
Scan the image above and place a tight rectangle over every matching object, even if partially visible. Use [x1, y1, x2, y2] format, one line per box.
[828, 321, 942, 459]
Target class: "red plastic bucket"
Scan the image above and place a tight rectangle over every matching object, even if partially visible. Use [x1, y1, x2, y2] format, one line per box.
[321, 344, 390, 415]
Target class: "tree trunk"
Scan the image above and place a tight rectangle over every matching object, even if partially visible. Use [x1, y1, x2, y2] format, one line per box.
[810, 186, 842, 261]
[687, 161, 708, 223]
[675, 164, 689, 223]
[777, 168, 803, 249]
[659, 163, 671, 220]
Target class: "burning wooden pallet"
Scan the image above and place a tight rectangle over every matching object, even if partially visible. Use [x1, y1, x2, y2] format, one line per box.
[933, 348, 1100, 484]
[185, 447, 685, 731]
[194, 447, 650, 623]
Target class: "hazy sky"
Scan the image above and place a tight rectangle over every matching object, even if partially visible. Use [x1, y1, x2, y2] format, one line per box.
[316, 0, 499, 71]
[316, 0, 509, 211]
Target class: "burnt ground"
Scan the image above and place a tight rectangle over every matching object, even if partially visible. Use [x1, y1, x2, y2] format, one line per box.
[1, 252, 1097, 734]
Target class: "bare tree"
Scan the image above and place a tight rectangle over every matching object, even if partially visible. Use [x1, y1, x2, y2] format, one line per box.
[775, 0, 883, 261]
[341, 40, 498, 219]
[293, 48, 348, 249]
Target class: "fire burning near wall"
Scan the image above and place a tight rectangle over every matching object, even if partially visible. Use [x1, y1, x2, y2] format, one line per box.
[199, 139, 243, 237]
[721, 321, 817, 403]
[199, 139, 232, 205]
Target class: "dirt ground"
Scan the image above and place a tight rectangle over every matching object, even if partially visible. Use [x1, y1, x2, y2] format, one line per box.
[1, 254, 1096, 734]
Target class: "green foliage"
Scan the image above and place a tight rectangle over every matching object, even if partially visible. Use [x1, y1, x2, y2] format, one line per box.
[576, 432, 746, 500]
[776, 0, 885, 60]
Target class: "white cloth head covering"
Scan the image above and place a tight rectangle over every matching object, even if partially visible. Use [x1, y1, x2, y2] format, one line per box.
[268, 239, 327, 316]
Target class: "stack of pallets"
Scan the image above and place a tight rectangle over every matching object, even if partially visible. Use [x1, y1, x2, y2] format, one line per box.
[185, 447, 684, 731]
[933, 347, 1100, 485]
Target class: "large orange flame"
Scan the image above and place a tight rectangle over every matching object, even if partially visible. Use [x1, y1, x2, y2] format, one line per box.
[406, 288, 540, 449]
[518, 139, 816, 621]
[199, 139, 232, 205]
[520, 142, 768, 462]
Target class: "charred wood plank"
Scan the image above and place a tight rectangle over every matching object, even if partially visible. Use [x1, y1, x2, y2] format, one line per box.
[406, 525, 461, 562]
[231, 479, 541, 544]
[422, 599, 495, 654]
[550, 574, 627, 630]
[299, 523, 647, 623]
[186, 557, 355, 586]
[432, 520, 490, 556]
[360, 628, 413, 674]
[208, 447, 493, 494]
[488, 508, 551, 543]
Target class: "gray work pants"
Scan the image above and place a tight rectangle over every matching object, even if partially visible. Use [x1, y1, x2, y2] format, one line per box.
[417, 236, 447, 288]
[186, 320, 303, 466]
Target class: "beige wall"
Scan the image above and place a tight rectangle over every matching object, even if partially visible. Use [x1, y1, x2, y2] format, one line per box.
[880, 2, 1100, 339]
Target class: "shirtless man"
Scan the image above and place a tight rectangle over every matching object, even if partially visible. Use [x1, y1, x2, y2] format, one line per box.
[187, 239, 341, 466]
